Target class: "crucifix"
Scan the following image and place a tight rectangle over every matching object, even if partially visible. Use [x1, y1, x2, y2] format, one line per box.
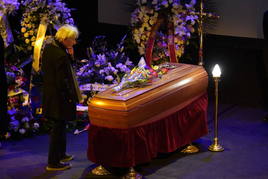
[192, 0, 219, 66]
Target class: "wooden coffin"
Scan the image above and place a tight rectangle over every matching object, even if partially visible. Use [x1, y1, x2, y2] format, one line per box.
[88, 63, 208, 129]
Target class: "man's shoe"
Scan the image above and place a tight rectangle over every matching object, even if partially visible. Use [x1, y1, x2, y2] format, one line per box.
[60, 154, 74, 163]
[46, 162, 72, 171]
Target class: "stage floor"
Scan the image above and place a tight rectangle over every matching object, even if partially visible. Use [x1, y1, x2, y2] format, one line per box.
[0, 104, 268, 179]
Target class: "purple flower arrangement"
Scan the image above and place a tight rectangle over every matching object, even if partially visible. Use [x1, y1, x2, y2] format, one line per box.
[76, 35, 134, 85]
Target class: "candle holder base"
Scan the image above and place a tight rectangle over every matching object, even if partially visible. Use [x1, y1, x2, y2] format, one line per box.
[91, 165, 111, 175]
[181, 144, 199, 154]
[122, 167, 142, 179]
[208, 143, 224, 152]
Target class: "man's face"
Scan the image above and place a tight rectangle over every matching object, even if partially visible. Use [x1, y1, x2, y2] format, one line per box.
[62, 38, 77, 49]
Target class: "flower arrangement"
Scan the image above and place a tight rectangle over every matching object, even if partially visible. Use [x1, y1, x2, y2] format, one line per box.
[113, 57, 175, 92]
[5, 65, 26, 91]
[19, 0, 74, 54]
[0, 0, 20, 47]
[5, 65, 40, 139]
[0, 0, 20, 14]
[76, 35, 134, 86]
[131, 0, 198, 64]
[7, 101, 40, 138]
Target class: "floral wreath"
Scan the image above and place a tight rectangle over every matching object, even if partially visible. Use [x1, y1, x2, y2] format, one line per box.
[19, 0, 74, 53]
[0, 0, 20, 47]
[0, 0, 20, 15]
[131, 0, 198, 65]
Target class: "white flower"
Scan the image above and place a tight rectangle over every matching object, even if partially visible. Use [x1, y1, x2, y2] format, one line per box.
[33, 122, 40, 129]
[21, 117, 29, 122]
[99, 69, 105, 74]
[19, 128, 26, 134]
[105, 75, 114, 81]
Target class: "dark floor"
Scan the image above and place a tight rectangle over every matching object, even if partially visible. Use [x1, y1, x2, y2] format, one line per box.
[0, 104, 268, 179]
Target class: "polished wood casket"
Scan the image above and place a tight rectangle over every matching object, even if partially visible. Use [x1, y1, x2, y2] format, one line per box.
[88, 63, 208, 129]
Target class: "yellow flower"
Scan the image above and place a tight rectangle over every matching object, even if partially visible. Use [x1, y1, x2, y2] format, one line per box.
[149, 19, 155, 25]
[29, 30, 34, 35]
[144, 15, 149, 22]
[27, 24, 32, 28]
[178, 40, 184, 45]
[24, 33, 29, 38]
[134, 29, 139, 34]
[144, 23, 149, 28]
[139, 27, 144, 33]
[141, 35, 146, 40]
[25, 39, 30, 44]
[31, 36, 36, 41]
[31, 42, 35, 47]
[21, 28, 26, 33]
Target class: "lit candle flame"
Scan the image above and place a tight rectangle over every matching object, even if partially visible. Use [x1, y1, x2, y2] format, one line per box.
[212, 64, 221, 78]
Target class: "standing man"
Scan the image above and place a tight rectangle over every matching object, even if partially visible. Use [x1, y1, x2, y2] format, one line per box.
[0, 35, 8, 147]
[42, 24, 82, 171]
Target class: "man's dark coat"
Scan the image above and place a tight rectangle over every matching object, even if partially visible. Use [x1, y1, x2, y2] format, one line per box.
[42, 40, 79, 121]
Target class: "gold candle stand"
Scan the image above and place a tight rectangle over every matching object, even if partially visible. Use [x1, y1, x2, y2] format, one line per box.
[208, 77, 224, 152]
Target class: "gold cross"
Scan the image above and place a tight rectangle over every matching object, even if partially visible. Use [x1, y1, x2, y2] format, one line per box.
[193, 0, 220, 66]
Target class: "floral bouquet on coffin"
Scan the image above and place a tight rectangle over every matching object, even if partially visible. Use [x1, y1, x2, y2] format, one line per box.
[113, 57, 176, 92]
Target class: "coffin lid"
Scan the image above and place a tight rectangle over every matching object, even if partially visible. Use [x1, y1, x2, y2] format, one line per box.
[89, 63, 207, 111]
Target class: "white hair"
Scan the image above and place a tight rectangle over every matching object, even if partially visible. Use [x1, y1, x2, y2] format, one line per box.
[55, 24, 79, 42]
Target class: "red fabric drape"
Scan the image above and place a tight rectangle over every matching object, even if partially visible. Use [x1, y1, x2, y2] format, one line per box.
[87, 94, 208, 167]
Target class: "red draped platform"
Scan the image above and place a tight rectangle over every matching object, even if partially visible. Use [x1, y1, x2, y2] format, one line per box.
[87, 93, 208, 168]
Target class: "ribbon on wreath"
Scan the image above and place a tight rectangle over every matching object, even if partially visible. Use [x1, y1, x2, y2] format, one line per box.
[0, 13, 14, 47]
[33, 17, 48, 72]
[145, 16, 178, 68]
